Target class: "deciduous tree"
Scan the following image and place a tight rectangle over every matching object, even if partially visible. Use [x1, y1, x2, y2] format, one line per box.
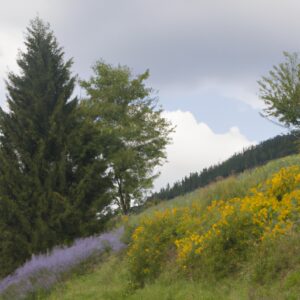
[80, 62, 173, 214]
[258, 52, 300, 129]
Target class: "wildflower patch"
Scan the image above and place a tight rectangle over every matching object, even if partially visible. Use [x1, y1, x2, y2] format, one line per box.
[127, 166, 300, 285]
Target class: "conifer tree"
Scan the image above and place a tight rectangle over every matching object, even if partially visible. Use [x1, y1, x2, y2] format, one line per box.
[0, 18, 109, 277]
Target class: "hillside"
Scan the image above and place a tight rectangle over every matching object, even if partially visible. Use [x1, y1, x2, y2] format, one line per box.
[150, 132, 299, 201]
[1, 154, 300, 300]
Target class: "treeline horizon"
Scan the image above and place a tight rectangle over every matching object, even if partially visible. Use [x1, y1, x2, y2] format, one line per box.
[150, 132, 299, 201]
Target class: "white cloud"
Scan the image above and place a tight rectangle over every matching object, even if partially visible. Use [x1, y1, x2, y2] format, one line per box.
[154, 110, 255, 190]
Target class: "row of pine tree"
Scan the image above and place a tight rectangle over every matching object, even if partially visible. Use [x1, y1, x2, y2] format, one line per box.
[150, 132, 299, 201]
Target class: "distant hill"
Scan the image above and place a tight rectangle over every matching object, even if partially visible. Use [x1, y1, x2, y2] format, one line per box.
[150, 132, 299, 201]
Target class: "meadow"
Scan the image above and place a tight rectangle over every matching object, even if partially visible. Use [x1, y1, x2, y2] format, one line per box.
[2, 154, 300, 299]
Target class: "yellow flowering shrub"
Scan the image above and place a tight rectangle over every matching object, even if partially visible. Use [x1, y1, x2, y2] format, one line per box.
[127, 166, 300, 284]
[127, 208, 184, 286]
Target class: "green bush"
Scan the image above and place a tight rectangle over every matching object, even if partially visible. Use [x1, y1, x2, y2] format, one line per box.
[127, 166, 300, 287]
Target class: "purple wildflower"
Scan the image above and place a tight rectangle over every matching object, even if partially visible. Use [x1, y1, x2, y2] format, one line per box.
[0, 227, 125, 299]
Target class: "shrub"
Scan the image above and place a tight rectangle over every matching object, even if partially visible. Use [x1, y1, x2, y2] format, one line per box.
[127, 209, 182, 287]
[127, 166, 300, 286]
[0, 228, 125, 299]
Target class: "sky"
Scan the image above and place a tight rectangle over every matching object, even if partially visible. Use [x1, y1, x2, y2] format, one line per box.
[0, 0, 298, 190]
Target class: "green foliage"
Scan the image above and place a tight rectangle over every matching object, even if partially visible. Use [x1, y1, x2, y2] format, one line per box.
[39, 232, 300, 300]
[258, 52, 300, 128]
[127, 165, 300, 286]
[80, 62, 173, 214]
[0, 18, 110, 277]
[33, 155, 300, 299]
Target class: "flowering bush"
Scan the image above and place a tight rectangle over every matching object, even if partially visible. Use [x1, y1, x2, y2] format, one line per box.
[128, 166, 300, 285]
[127, 208, 181, 287]
[0, 227, 125, 299]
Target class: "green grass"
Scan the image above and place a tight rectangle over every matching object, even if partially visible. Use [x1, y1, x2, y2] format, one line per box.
[41, 249, 300, 300]
[42, 255, 128, 300]
[38, 154, 300, 299]
[42, 235, 300, 300]
[39, 253, 246, 300]
[128, 154, 300, 227]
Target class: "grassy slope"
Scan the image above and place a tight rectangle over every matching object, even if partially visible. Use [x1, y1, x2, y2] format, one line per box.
[42, 154, 300, 300]
[44, 254, 243, 300]
[128, 154, 300, 226]
[43, 248, 300, 300]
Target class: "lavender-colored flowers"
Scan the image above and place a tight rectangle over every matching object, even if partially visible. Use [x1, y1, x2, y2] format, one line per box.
[0, 227, 125, 299]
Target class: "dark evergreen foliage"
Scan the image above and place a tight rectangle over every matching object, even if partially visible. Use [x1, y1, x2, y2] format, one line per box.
[0, 18, 110, 277]
[150, 132, 299, 201]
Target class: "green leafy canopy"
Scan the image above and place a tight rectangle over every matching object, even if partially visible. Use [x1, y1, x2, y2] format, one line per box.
[80, 62, 174, 214]
[258, 51, 300, 129]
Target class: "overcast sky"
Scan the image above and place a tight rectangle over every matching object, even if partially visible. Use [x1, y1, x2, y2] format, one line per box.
[0, 0, 298, 190]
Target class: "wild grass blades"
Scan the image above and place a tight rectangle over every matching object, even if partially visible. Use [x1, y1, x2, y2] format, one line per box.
[0, 227, 125, 299]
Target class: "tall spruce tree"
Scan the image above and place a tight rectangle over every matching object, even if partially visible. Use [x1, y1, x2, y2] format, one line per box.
[0, 18, 109, 277]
